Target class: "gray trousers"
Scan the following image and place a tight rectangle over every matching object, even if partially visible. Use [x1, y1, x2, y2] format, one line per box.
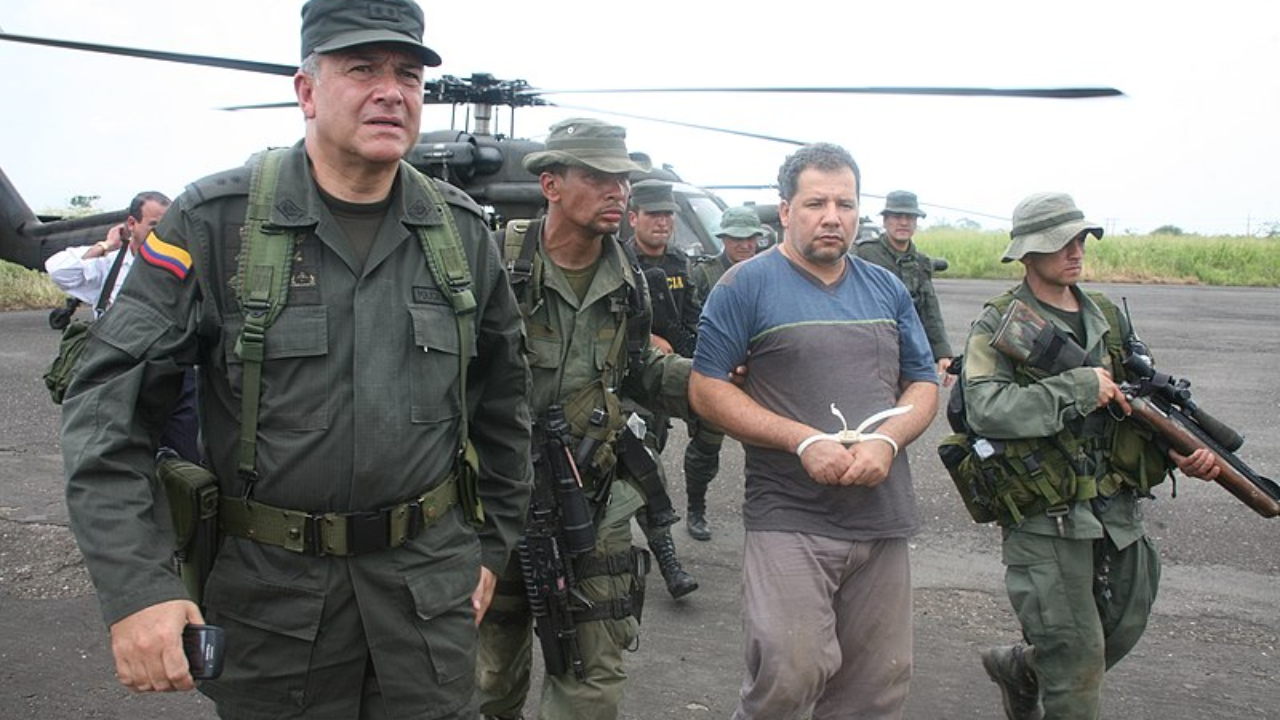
[733, 531, 913, 720]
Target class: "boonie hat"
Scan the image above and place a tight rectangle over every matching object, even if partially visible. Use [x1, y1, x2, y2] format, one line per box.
[1002, 192, 1104, 263]
[630, 181, 678, 213]
[715, 206, 766, 238]
[880, 190, 927, 218]
[522, 118, 652, 175]
[300, 0, 442, 67]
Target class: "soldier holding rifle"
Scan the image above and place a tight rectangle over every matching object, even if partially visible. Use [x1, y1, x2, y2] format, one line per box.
[957, 192, 1221, 720]
[477, 118, 692, 720]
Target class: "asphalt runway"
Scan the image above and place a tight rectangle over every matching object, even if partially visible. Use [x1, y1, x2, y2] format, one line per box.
[1, 279, 1276, 719]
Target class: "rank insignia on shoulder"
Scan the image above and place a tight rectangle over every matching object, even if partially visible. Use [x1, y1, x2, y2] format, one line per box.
[140, 231, 192, 280]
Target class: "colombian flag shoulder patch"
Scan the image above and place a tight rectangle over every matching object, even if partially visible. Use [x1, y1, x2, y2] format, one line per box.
[140, 231, 192, 281]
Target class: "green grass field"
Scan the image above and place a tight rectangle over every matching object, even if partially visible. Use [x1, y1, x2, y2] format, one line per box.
[916, 229, 1280, 287]
[2, 231, 1277, 310]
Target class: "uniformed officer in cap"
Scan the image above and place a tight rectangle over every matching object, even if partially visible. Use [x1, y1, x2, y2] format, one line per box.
[477, 118, 693, 720]
[960, 192, 1219, 720]
[60, 0, 533, 717]
[855, 190, 955, 385]
[622, 179, 700, 594]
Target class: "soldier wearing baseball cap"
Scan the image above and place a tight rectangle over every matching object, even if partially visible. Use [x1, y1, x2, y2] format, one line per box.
[855, 189, 954, 384]
[959, 191, 1219, 720]
[60, 0, 537, 718]
[479, 119, 695, 719]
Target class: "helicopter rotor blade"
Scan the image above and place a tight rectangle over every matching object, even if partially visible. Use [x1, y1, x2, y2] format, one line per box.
[703, 186, 1012, 221]
[0, 32, 297, 76]
[550, 103, 809, 146]
[220, 101, 299, 111]
[530, 85, 1124, 100]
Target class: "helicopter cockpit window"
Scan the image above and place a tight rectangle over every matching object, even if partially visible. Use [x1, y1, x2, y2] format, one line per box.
[677, 192, 727, 257]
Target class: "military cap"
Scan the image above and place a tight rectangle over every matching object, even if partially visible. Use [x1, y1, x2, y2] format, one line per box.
[522, 118, 652, 175]
[300, 0, 442, 67]
[630, 181, 678, 213]
[1002, 192, 1104, 263]
[715, 206, 766, 238]
[880, 190, 927, 218]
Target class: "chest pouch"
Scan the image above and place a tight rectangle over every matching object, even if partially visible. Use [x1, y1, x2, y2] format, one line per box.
[561, 378, 627, 487]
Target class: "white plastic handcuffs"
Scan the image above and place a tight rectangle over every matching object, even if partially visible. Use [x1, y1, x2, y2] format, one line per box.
[795, 403, 913, 458]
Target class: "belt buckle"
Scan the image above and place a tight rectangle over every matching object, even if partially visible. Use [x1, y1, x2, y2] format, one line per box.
[347, 509, 392, 555]
[302, 514, 324, 556]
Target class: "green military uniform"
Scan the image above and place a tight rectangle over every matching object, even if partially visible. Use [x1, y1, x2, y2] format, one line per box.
[962, 280, 1168, 720]
[689, 252, 734, 297]
[478, 217, 691, 720]
[854, 234, 952, 361]
[62, 141, 533, 719]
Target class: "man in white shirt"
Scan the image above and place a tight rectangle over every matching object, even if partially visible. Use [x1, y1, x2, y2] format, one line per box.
[47, 190, 198, 462]
[45, 191, 170, 314]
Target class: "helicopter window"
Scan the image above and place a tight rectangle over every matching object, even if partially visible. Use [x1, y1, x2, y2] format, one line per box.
[678, 192, 727, 257]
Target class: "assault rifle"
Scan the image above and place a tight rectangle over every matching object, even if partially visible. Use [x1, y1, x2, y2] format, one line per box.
[990, 298, 1279, 518]
[517, 405, 596, 680]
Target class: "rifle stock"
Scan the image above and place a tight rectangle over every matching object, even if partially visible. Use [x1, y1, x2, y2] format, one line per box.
[1127, 395, 1280, 518]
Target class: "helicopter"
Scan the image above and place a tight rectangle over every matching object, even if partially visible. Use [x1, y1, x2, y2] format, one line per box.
[0, 28, 1122, 273]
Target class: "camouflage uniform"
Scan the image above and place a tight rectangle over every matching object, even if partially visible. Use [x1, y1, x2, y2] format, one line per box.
[960, 193, 1180, 720]
[854, 234, 952, 361]
[477, 219, 691, 717]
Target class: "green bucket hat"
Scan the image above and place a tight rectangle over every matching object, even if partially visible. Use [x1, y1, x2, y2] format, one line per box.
[880, 190, 927, 218]
[300, 0, 442, 67]
[715, 206, 766, 238]
[630, 181, 678, 212]
[522, 118, 652, 175]
[1002, 192, 1104, 263]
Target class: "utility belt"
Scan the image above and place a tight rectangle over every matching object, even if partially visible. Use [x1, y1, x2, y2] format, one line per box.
[940, 430, 1105, 530]
[219, 473, 458, 556]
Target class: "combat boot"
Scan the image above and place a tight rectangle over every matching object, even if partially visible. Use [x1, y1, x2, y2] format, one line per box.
[686, 509, 711, 541]
[647, 527, 698, 599]
[980, 644, 1043, 720]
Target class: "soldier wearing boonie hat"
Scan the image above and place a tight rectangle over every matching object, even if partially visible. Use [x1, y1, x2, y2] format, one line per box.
[479, 118, 695, 720]
[855, 189, 954, 383]
[523, 117, 652, 175]
[1001, 191, 1104, 262]
[959, 191, 1219, 720]
[681, 205, 767, 544]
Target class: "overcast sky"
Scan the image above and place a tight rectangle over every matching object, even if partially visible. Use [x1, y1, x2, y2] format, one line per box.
[2, 0, 1277, 235]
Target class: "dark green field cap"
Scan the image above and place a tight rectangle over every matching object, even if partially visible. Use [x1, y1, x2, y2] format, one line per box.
[881, 190, 927, 218]
[301, 0, 441, 67]
[1002, 192, 1104, 262]
[523, 118, 651, 175]
[631, 181, 678, 212]
[715, 206, 766, 238]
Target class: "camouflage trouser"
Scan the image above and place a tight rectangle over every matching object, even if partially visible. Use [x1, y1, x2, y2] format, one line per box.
[682, 419, 724, 514]
[1002, 529, 1160, 720]
[477, 481, 645, 720]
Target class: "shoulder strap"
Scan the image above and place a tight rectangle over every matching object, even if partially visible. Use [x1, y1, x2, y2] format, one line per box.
[94, 243, 130, 316]
[235, 148, 303, 488]
[405, 168, 477, 462]
[501, 218, 539, 314]
[1088, 290, 1126, 376]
